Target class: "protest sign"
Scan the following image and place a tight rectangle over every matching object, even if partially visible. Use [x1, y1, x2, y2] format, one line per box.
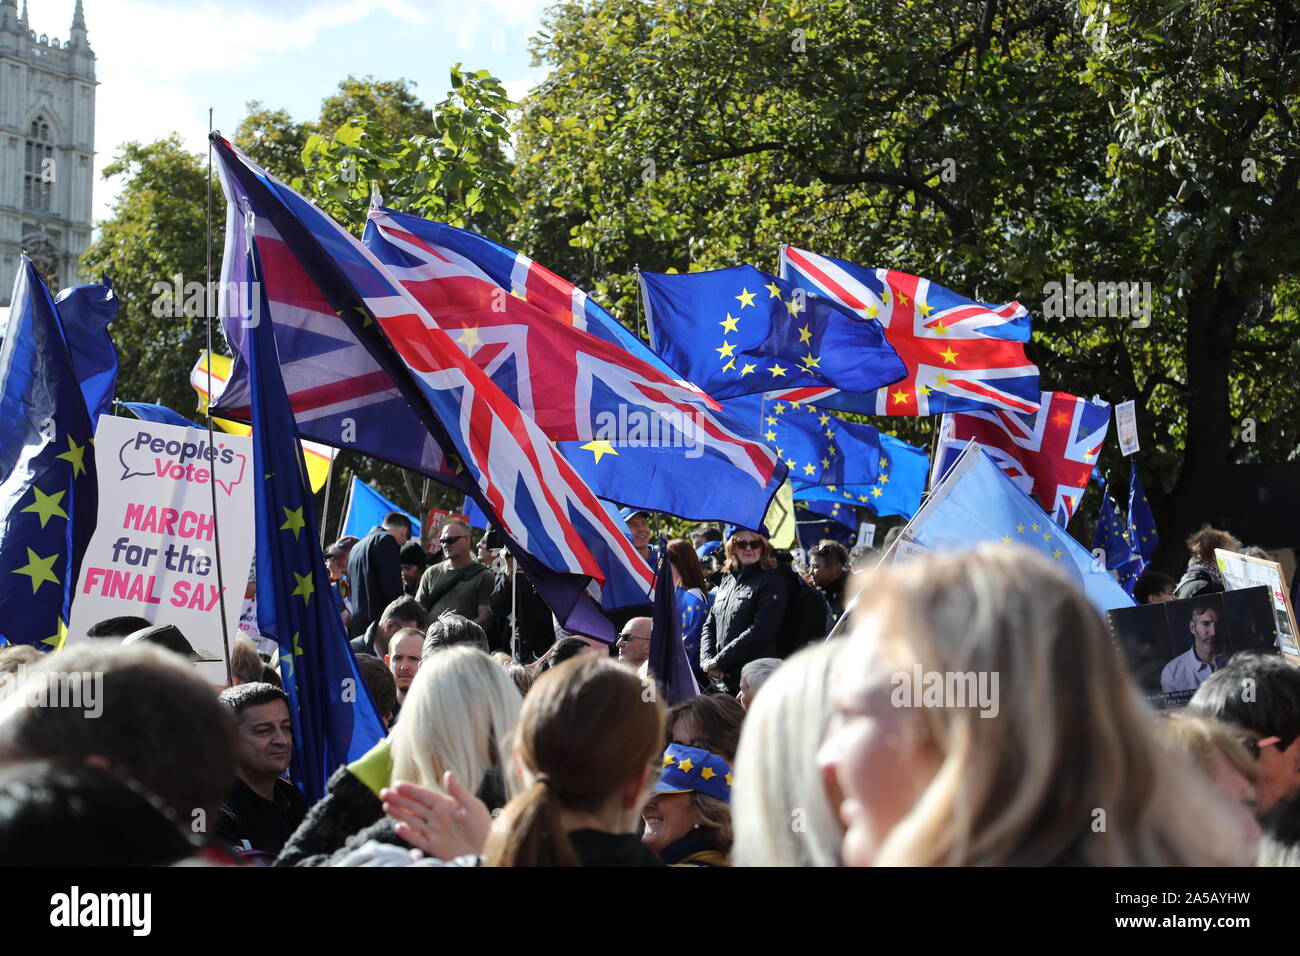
[1108, 585, 1276, 709]
[856, 521, 877, 549]
[1215, 548, 1300, 661]
[67, 416, 256, 684]
[1115, 400, 1139, 456]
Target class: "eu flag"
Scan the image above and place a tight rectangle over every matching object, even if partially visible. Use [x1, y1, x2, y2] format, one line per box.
[0, 259, 104, 648]
[56, 278, 119, 424]
[1127, 463, 1158, 562]
[905, 444, 1135, 613]
[795, 498, 857, 551]
[121, 402, 200, 429]
[640, 266, 905, 401]
[244, 225, 385, 803]
[791, 431, 930, 520]
[1093, 490, 1144, 596]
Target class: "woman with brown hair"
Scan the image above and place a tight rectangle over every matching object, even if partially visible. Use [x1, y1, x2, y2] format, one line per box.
[1176, 525, 1242, 599]
[379, 656, 666, 867]
[818, 543, 1245, 866]
[667, 693, 745, 765]
[699, 529, 790, 695]
[666, 538, 714, 684]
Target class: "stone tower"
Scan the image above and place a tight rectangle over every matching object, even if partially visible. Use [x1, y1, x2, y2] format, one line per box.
[0, 0, 96, 304]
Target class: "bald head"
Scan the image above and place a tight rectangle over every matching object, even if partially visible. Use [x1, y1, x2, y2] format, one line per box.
[616, 617, 652, 667]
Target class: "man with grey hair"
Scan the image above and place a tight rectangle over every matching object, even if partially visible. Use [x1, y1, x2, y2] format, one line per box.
[738, 657, 782, 711]
[0, 643, 236, 836]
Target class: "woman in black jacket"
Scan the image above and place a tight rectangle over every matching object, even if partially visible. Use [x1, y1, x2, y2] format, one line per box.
[699, 530, 791, 695]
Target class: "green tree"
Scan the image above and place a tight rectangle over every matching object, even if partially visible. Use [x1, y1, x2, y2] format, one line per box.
[234, 102, 311, 181]
[297, 65, 518, 236]
[512, 0, 1300, 563]
[319, 75, 436, 142]
[81, 136, 223, 414]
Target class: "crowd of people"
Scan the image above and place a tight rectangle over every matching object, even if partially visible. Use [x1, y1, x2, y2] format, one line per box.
[0, 510, 1296, 868]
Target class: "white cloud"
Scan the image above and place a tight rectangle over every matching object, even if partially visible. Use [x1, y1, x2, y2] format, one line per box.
[82, 0, 428, 222]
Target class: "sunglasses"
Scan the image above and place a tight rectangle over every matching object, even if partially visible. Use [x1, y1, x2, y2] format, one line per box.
[733, 539, 763, 550]
[439, 535, 466, 545]
[1240, 735, 1286, 759]
[617, 632, 649, 642]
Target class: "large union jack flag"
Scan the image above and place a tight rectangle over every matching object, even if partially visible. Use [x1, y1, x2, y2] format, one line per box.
[363, 209, 784, 528]
[933, 391, 1112, 526]
[778, 245, 1041, 417]
[369, 214, 708, 400]
[211, 135, 654, 633]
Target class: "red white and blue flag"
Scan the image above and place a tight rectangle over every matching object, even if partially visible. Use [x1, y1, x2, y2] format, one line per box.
[778, 245, 1040, 417]
[211, 135, 654, 635]
[933, 391, 1111, 526]
[363, 209, 785, 528]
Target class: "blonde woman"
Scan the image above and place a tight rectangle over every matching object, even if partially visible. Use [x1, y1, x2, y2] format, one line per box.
[732, 639, 844, 866]
[389, 646, 523, 810]
[818, 544, 1245, 866]
[379, 657, 666, 866]
[1162, 713, 1261, 866]
[699, 529, 790, 694]
[289, 646, 521, 866]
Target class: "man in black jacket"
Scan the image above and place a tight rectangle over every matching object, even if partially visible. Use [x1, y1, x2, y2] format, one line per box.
[347, 512, 412, 638]
[700, 531, 790, 695]
[216, 683, 307, 857]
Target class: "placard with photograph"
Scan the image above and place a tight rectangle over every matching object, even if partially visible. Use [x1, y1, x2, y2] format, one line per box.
[1108, 585, 1277, 710]
[1215, 548, 1300, 661]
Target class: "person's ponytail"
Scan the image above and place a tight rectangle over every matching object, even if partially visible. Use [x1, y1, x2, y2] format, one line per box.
[486, 775, 579, 867]
[484, 657, 664, 867]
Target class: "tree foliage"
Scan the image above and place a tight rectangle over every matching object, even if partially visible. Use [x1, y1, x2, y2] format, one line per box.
[80, 137, 223, 414]
[512, 0, 1300, 559]
[296, 66, 518, 236]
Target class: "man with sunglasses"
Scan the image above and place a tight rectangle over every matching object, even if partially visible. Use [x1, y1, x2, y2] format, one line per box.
[414, 519, 495, 632]
[1189, 654, 1300, 812]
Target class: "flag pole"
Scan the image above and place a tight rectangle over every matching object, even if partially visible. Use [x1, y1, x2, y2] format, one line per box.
[318, 453, 335, 549]
[203, 110, 233, 686]
[336, 469, 353, 541]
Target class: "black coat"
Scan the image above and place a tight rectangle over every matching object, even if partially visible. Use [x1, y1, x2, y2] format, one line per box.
[347, 526, 403, 639]
[275, 764, 384, 867]
[700, 563, 790, 694]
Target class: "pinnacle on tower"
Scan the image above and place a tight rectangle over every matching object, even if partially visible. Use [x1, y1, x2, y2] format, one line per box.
[70, 0, 89, 49]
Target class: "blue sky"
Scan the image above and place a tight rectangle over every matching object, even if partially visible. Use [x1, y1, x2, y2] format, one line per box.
[24, 0, 550, 222]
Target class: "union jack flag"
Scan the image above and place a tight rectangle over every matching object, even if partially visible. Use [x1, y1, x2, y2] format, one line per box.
[779, 245, 1040, 417]
[933, 391, 1112, 526]
[364, 209, 784, 528]
[211, 135, 654, 634]
[372, 215, 709, 401]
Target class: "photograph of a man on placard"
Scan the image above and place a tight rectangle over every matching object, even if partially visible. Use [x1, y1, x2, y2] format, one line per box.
[1109, 586, 1277, 709]
[1160, 598, 1227, 693]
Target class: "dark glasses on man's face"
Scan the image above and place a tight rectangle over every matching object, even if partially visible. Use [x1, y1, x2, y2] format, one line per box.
[734, 539, 762, 550]
[439, 535, 466, 545]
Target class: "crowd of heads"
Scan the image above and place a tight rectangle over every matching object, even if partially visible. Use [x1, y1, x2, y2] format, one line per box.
[0, 510, 1295, 869]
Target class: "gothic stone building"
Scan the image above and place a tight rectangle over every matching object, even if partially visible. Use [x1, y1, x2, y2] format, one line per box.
[0, 0, 95, 305]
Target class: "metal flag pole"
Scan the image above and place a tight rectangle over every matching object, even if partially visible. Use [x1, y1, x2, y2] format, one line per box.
[203, 110, 233, 686]
[318, 452, 335, 549]
[336, 468, 353, 541]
